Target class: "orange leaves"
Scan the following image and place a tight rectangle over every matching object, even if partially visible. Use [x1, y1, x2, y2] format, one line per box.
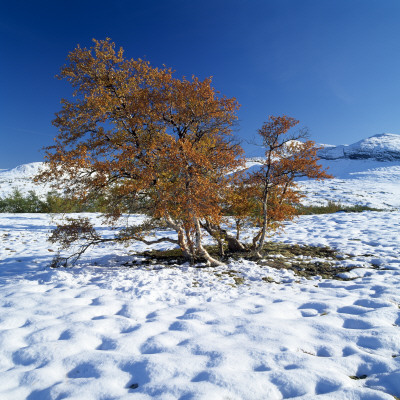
[42, 39, 332, 263]
[42, 38, 243, 242]
[228, 115, 333, 252]
[149, 134, 238, 226]
[258, 115, 299, 148]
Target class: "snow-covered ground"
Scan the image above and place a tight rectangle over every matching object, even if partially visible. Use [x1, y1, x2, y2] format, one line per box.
[1, 133, 400, 399]
[2, 159, 400, 210]
[299, 133, 400, 210]
[317, 133, 400, 161]
[0, 162, 51, 198]
[300, 160, 400, 210]
[1, 210, 400, 400]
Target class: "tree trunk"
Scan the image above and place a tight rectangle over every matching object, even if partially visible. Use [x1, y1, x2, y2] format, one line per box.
[226, 235, 246, 252]
[177, 228, 192, 260]
[201, 219, 246, 253]
[194, 218, 225, 267]
[253, 186, 269, 258]
[165, 215, 193, 261]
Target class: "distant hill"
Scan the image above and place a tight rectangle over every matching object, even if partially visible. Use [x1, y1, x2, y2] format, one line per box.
[317, 133, 400, 161]
[1, 133, 400, 209]
[0, 162, 50, 198]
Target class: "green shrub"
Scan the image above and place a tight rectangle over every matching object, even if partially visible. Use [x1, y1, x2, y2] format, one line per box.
[0, 192, 382, 215]
[296, 200, 381, 215]
[0, 189, 47, 213]
[0, 190, 105, 213]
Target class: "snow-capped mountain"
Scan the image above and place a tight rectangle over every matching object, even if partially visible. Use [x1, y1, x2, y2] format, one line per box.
[0, 162, 50, 198]
[1, 133, 400, 209]
[318, 133, 400, 161]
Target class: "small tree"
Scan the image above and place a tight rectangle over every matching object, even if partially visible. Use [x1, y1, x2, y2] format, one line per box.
[239, 115, 331, 256]
[203, 115, 332, 257]
[36, 38, 243, 266]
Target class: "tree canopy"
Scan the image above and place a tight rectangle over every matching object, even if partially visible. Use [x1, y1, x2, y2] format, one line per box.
[37, 38, 244, 266]
[37, 39, 331, 267]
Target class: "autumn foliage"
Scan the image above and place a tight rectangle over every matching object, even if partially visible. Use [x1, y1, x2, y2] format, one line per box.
[223, 116, 332, 257]
[37, 39, 331, 266]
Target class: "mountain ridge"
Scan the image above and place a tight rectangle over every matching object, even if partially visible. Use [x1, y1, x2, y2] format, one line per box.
[2, 133, 400, 209]
[317, 133, 400, 161]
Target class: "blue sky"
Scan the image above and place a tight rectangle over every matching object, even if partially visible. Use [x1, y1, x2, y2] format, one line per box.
[1, 0, 400, 168]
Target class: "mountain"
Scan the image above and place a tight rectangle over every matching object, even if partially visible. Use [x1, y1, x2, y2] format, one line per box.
[1, 133, 400, 210]
[243, 133, 400, 210]
[303, 133, 400, 210]
[0, 162, 50, 198]
[318, 133, 400, 161]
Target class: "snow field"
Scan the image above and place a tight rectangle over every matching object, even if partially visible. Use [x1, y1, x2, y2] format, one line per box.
[1, 212, 400, 399]
[299, 162, 400, 209]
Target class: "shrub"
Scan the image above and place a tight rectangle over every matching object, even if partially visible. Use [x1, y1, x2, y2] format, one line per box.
[296, 201, 381, 215]
[0, 190, 106, 213]
[0, 189, 47, 213]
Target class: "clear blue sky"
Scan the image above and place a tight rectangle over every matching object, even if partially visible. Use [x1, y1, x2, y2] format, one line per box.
[1, 0, 400, 168]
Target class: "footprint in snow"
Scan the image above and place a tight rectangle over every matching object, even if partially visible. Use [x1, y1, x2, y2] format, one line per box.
[254, 364, 271, 372]
[298, 302, 328, 317]
[337, 304, 372, 315]
[145, 311, 158, 320]
[342, 318, 374, 329]
[300, 309, 319, 317]
[298, 302, 329, 313]
[90, 297, 103, 306]
[283, 364, 299, 370]
[67, 362, 101, 378]
[58, 329, 73, 340]
[116, 304, 134, 318]
[357, 336, 382, 350]
[342, 346, 358, 356]
[314, 378, 342, 395]
[316, 346, 334, 357]
[353, 299, 390, 309]
[96, 337, 118, 351]
[169, 321, 188, 331]
[140, 337, 167, 354]
[191, 371, 212, 382]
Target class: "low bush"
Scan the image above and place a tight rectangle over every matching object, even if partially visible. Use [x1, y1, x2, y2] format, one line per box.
[0, 192, 382, 216]
[0, 189, 105, 213]
[296, 200, 381, 215]
[0, 189, 47, 213]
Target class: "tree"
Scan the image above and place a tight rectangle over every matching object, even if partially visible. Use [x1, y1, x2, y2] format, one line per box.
[36, 38, 243, 266]
[149, 76, 243, 265]
[248, 116, 332, 257]
[203, 115, 332, 257]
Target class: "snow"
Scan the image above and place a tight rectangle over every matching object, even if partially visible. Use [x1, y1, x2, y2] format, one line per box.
[318, 133, 400, 161]
[0, 162, 50, 198]
[1, 133, 400, 399]
[245, 158, 400, 211]
[2, 132, 400, 208]
[1, 210, 400, 399]
[247, 133, 400, 210]
[299, 159, 400, 210]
